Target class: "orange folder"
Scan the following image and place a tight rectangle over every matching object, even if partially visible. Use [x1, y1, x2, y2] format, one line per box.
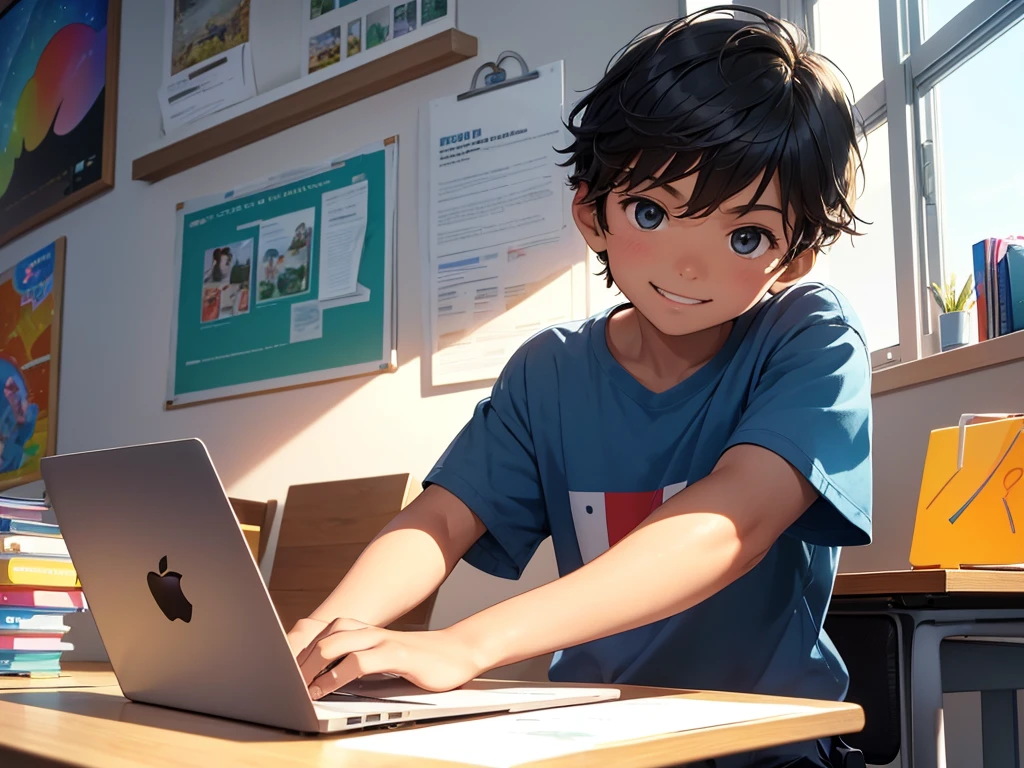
[910, 414, 1024, 569]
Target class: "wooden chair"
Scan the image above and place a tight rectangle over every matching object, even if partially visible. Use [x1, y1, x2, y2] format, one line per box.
[267, 473, 433, 633]
[228, 497, 280, 569]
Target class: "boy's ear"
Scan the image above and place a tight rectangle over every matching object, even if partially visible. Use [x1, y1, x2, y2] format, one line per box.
[572, 185, 608, 253]
[769, 249, 816, 293]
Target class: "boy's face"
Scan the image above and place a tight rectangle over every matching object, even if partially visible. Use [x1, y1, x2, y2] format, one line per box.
[573, 171, 814, 337]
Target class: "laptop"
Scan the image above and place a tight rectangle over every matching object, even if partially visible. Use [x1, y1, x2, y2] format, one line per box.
[40, 438, 620, 734]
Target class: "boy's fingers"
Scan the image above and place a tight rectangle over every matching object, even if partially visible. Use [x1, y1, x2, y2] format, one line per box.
[310, 649, 391, 699]
[298, 627, 380, 687]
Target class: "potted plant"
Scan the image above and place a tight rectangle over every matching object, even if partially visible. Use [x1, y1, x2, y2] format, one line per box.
[929, 273, 975, 351]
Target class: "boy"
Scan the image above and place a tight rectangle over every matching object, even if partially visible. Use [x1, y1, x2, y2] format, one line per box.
[288, 6, 872, 766]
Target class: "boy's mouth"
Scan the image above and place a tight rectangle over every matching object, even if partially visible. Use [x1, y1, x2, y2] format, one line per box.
[651, 282, 710, 305]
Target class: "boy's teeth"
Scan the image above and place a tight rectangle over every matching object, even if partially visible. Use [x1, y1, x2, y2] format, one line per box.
[656, 286, 703, 305]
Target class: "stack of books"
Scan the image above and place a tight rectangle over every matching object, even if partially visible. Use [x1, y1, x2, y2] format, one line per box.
[973, 236, 1024, 341]
[0, 495, 86, 677]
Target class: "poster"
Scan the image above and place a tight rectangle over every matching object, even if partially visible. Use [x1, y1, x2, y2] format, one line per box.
[160, 0, 256, 134]
[170, 0, 250, 74]
[423, 61, 582, 386]
[0, 239, 65, 491]
[0, 0, 119, 248]
[168, 140, 396, 407]
[300, 0, 455, 78]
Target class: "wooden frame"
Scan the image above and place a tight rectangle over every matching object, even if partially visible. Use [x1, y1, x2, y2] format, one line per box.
[133, 28, 476, 183]
[0, 237, 65, 492]
[0, 0, 120, 249]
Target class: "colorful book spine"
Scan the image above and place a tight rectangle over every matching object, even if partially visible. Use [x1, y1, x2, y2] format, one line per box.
[0, 519, 61, 537]
[0, 535, 69, 556]
[0, 635, 73, 651]
[1007, 243, 1024, 333]
[973, 239, 989, 341]
[0, 609, 68, 631]
[0, 555, 78, 588]
[0, 587, 87, 610]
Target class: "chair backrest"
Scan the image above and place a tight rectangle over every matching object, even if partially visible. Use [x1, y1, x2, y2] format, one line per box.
[824, 612, 902, 766]
[228, 497, 279, 566]
[267, 473, 431, 632]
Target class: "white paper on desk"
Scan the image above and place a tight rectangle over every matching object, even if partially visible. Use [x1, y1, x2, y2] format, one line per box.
[427, 62, 565, 259]
[340, 697, 819, 768]
[159, 43, 256, 134]
[319, 180, 369, 301]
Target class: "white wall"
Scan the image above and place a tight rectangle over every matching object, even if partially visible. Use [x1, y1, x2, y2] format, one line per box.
[0, 0, 679, 670]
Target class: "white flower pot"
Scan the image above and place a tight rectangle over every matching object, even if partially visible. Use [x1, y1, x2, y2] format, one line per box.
[939, 310, 970, 351]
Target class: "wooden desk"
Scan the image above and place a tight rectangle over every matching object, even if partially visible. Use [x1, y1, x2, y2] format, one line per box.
[0, 663, 862, 768]
[835, 569, 1024, 598]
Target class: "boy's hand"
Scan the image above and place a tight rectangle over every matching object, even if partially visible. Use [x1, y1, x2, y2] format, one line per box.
[296, 618, 485, 698]
[286, 617, 330, 658]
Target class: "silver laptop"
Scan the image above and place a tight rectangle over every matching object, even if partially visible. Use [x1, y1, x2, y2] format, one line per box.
[40, 438, 619, 734]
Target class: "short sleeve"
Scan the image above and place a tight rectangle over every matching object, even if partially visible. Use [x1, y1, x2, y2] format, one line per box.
[424, 344, 549, 579]
[724, 297, 873, 547]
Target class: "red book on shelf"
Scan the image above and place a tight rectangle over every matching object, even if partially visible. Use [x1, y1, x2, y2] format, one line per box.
[0, 587, 86, 610]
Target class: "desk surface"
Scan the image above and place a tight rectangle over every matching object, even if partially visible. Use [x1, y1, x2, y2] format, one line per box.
[0, 663, 862, 768]
[834, 569, 1024, 597]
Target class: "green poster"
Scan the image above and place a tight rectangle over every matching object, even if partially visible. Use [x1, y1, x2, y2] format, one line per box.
[168, 141, 396, 407]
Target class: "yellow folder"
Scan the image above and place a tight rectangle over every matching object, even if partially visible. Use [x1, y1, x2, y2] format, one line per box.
[911, 414, 1024, 569]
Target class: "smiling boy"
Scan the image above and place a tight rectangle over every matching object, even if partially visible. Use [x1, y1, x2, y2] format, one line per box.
[288, 7, 872, 767]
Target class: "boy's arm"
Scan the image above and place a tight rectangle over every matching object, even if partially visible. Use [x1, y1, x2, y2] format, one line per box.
[453, 443, 816, 671]
[298, 442, 817, 693]
[287, 484, 485, 643]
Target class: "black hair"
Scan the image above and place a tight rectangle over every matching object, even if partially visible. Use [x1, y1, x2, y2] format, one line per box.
[561, 4, 866, 288]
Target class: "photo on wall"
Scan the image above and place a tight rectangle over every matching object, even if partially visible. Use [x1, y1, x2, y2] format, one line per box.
[257, 210, 315, 304]
[347, 17, 362, 55]
[421, 0, 446, 24]
[366, 5, 390, 49]
[394, 1, 416, 37]
[309, 0, 335, 18]
[201, 239, 252, 323]
[0, 0, 120, 249]
[171, 0, 250, 75]
[0, 238, 65, 491]
[308, 26, 342, 74]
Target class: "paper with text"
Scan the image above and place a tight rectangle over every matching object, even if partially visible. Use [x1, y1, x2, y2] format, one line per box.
[319, 180, 369, 301]
[341, 697, 819, 767]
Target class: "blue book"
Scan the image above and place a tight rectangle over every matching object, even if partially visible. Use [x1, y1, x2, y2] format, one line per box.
[972, 239, 990, 340]
[0, 650, 62, 671]
[1007, 243, 1024, 333]
[998, 242, 1011, 335]
[0, 519, 60, 537]
[0, 608, 69, 630]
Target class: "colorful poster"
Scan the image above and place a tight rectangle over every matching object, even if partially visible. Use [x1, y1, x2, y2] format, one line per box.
[0, 0, 119, 248]
[171, 0, 250, 75]
[0, 239, 65, 490]
[168, 140, 397, 407]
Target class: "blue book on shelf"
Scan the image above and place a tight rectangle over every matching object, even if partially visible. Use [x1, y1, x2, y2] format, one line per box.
[0, 518, 60, 537]
[1007, 243, 1024, 332]
[997, 242, 1011, 336]
[972, 239, 990, 340]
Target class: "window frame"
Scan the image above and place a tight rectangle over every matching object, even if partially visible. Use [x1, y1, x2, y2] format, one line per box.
[787, 0, 1024, 372]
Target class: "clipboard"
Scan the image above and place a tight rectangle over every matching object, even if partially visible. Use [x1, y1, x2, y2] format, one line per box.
[457, 50, 539, 100]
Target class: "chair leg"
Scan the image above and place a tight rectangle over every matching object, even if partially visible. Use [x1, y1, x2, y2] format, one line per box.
[981, 690, 1020, 768]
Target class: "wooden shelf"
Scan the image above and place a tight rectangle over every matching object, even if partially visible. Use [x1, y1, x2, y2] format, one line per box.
[132, 29, 478, 183]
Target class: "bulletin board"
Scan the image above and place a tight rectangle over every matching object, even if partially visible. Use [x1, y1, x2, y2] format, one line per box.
[166, 137, 397, 408]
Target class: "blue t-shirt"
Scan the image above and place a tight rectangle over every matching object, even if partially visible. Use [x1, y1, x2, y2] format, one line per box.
[424, 282, 872, 765]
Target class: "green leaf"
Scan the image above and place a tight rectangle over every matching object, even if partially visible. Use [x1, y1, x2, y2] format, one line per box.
[955, 275, 974, 311]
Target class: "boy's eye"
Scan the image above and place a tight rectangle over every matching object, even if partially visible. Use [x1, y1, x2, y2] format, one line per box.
[625, 200, 667, 231]
[729, 227, 775, 259]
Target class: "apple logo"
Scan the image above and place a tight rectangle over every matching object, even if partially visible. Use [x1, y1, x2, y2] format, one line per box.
[147, 556, 192, 623]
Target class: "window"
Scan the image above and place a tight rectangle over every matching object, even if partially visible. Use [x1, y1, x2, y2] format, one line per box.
[804, 122, 899, 352]
[929, 14, 1024, 321]
[808, 0, 883, 103]
[922, 0, 975, 38]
